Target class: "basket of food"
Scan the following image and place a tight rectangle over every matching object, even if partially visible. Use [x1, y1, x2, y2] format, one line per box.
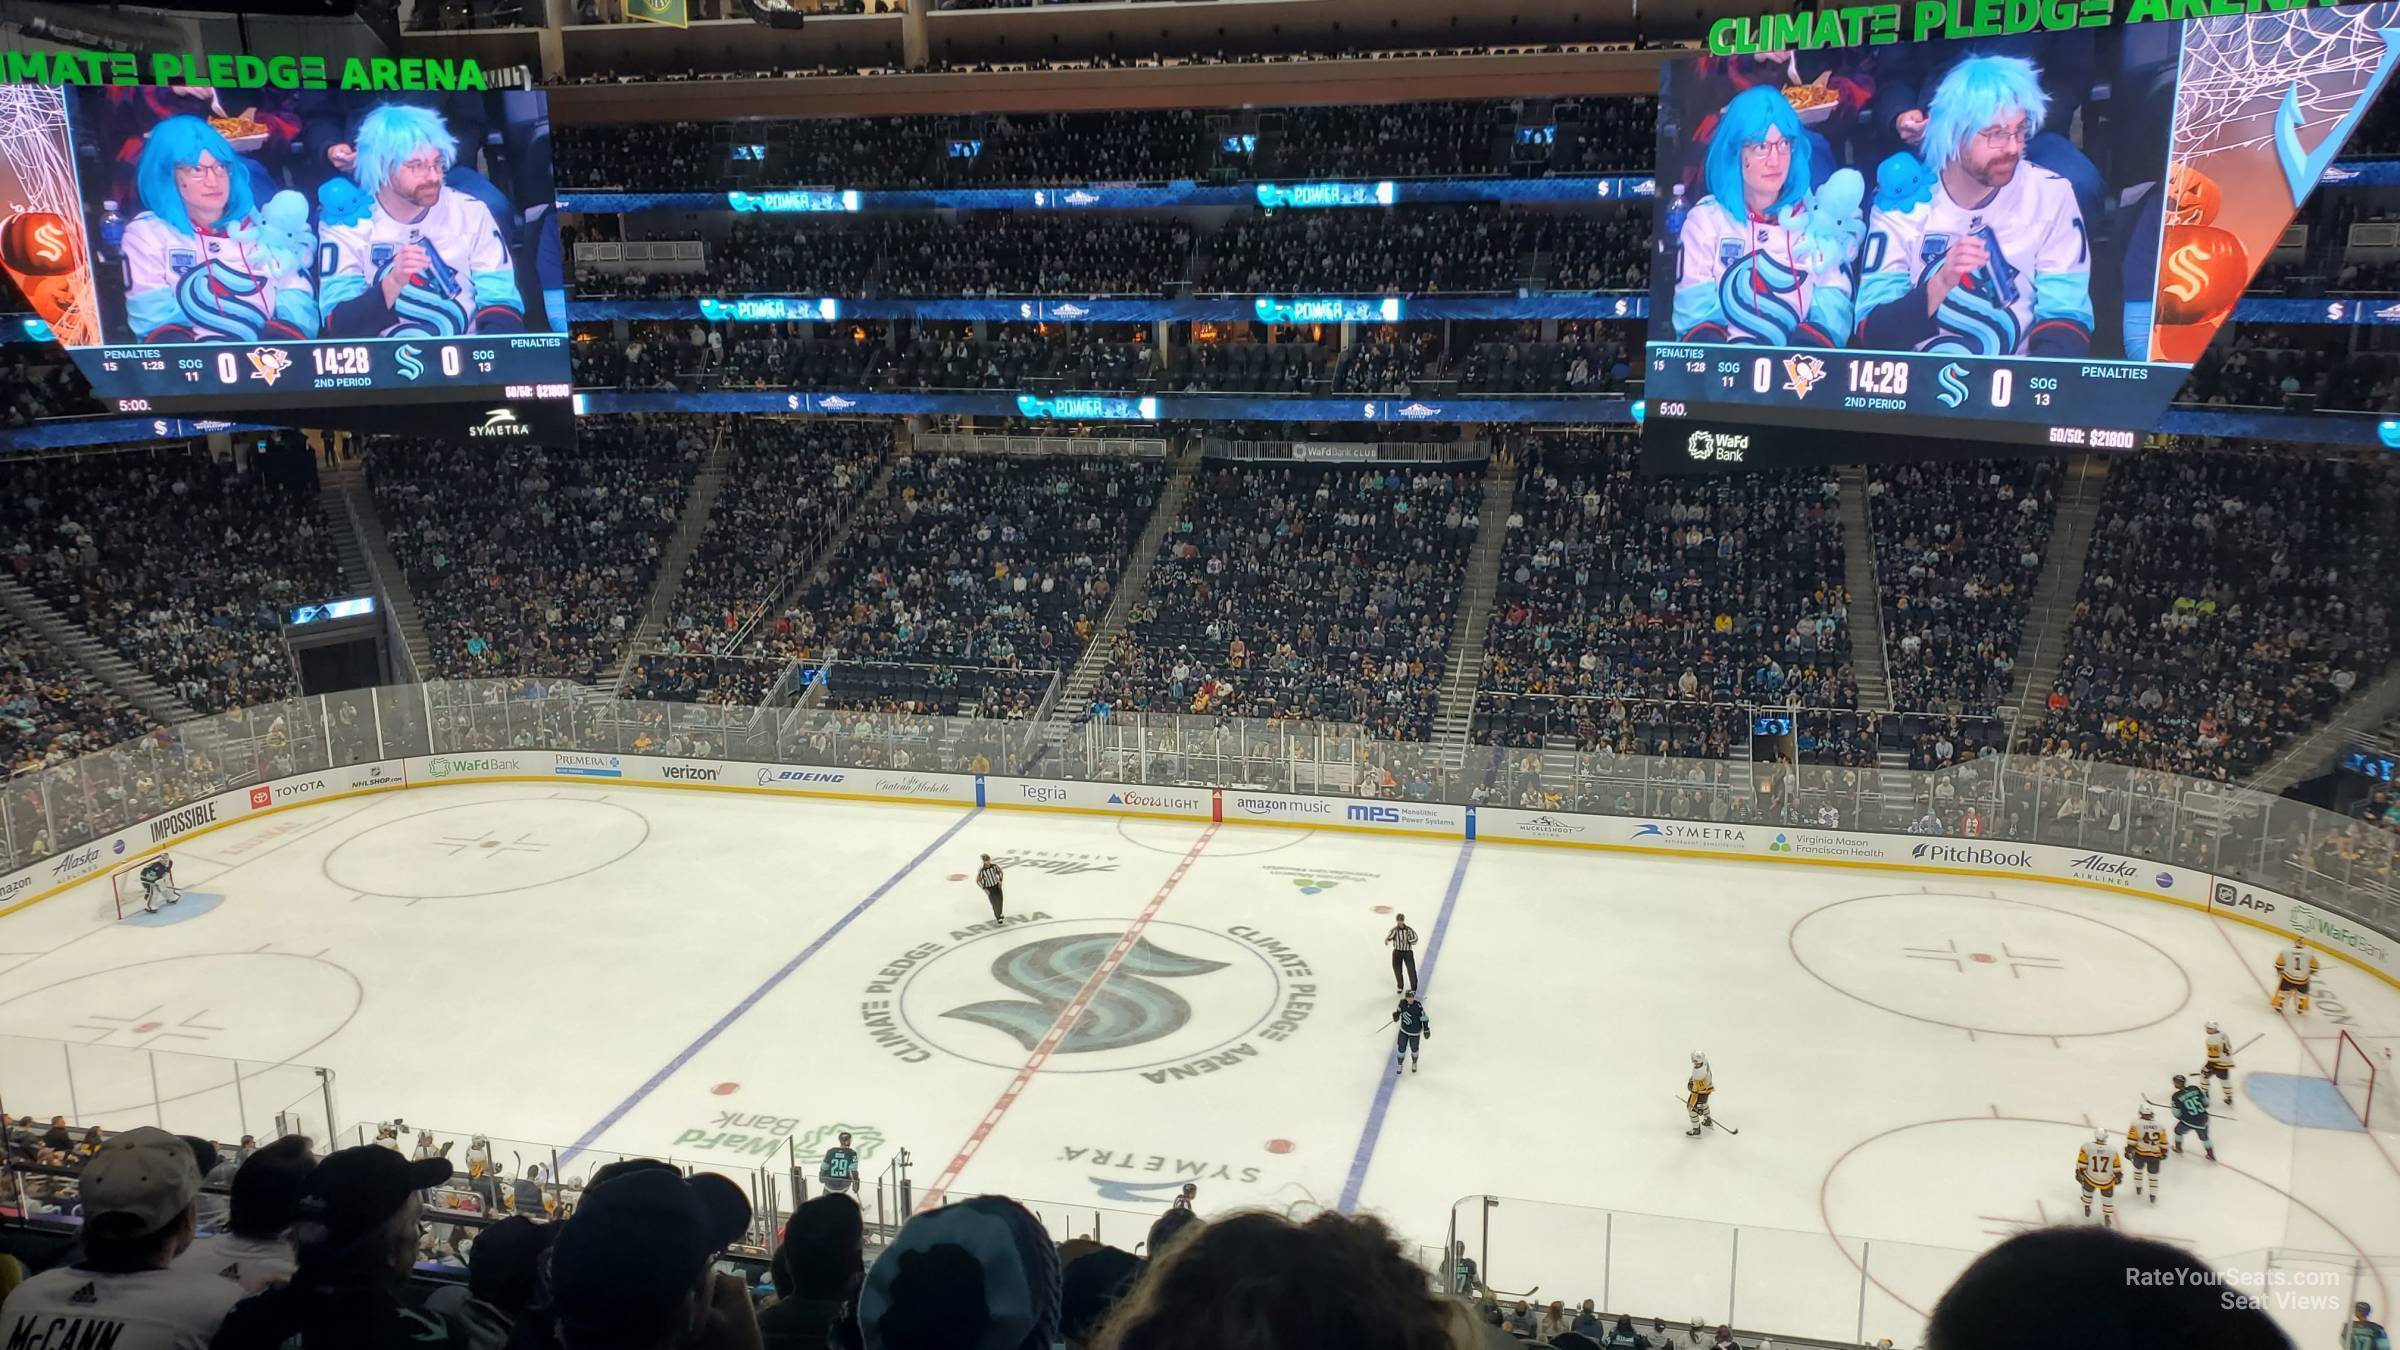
[1781, 81, 1841, 127]
[209, 116, 270, 152]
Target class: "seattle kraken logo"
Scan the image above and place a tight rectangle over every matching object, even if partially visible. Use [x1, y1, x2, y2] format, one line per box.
[944, 934, 1228, 1054]
[395, 344, 425, 381]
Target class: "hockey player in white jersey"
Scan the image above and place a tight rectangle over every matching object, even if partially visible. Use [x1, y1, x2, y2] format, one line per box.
[1672, 86, 1863, 348]
[318, 103, 523, 339]
[1853, 55, 2092, 357]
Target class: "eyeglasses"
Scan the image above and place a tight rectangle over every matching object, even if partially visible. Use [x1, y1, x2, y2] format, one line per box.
[174, 161, 230, 181]
[397, 155, 446, 176]
[1976, 125, 2033, 149]
[1741, 136, 1793, 162]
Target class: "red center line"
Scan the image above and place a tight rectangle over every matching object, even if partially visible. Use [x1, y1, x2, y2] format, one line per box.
[917, 824, 1218, 1211]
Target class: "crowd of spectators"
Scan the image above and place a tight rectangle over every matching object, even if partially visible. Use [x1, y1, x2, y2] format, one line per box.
[571, 221, 883, 298]
[555, 97, 1658, 191]
[1333, 329, 1445, 394]
[660, 420, 889, 654]
[1458, 323, 1638, 394]
[0, 444, 342, 714]
[0, 353, 105, 426]
[2178, 326, 2400, 413]
[0, 616, 152, 777]
[1198, 207, 1637, 294]
[1474, 432, 1855, 752]
[876, 329, 1156, 390]
[1866, 458, 2059, 717]
[1097, 463, 1482, 739]
[738, 451, 1166, 713]
[2023, 448, 2399, 780]
[366, 418, 703, 684]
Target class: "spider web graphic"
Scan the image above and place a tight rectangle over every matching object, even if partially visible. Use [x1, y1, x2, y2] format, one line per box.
[0, 83, 97, 346]
[2173, 4, 2400, 161]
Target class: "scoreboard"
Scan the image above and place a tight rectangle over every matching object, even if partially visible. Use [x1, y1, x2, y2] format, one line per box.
[86, 336, 571, 414]
[1645, 345, 2150, 455]
[1639, 11, 2399, 472]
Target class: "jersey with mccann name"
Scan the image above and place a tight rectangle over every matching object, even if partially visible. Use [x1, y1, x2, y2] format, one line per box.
[1673, 195, 1855, 347]
[1855, 162, 2090, 357]
[1, 1263, 244, 1350]
[318, 188, 521, 338]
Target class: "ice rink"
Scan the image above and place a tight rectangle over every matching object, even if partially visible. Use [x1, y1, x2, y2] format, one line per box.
[3, 780, 2397, 1342]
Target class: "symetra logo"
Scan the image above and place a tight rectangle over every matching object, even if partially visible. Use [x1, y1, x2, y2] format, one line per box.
[1631, 822, 1747, 844]
[2290, 905, 2391, 963]
[660, 765, 722, 783]
[1910, 842, 2032, 868]
[2067, 853, 2139, 882]
[553, 754, 623, 779]
[757, 767, 846, 787]
[469, 407, 531, 440]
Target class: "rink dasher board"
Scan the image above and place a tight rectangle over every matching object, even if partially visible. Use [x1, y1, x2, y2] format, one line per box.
[2, 753, 2392, 993]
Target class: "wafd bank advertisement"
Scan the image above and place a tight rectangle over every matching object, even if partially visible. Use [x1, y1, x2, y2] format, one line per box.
[1642, 7, 2400, 468]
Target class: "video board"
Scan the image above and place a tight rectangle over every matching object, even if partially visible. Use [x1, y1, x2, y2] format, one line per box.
[1641, 8, 2400, 469]
[0, 82, 568, 415]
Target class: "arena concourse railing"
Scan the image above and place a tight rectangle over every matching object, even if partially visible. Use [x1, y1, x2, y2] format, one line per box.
[0, 680, 2393, 949]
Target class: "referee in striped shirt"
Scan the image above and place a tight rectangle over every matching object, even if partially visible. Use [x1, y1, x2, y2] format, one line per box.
[1386, 914, 1419, 993]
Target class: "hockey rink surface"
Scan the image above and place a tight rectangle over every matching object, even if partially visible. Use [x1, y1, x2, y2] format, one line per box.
[2, 781, 2397, 1343]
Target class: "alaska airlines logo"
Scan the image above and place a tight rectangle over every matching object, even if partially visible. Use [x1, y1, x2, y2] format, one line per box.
[944, 934, 1228, 1054]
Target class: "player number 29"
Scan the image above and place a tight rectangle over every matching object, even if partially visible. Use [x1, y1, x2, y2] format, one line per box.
[216, 352, 238, 384]
[1990, 368, 2013, 408]
[1752, 357, 1772, 394]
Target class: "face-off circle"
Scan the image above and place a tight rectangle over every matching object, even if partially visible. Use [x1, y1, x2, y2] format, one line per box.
[1788, 891, 2190, 1037]
[323, 797, 648, 899]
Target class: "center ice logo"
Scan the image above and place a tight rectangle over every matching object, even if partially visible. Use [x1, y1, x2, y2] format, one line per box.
[946, 934, 1228, 1054]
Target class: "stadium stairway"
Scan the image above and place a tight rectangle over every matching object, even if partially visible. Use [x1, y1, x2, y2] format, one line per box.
[723, 426, 906, 659]
[320, 463, 433, 683]
[608, 421, 733, 696]
[1430, 450, 1518, 762]
[1836, 465, 1892, 714]
[2251, 659, 2400, 793]
[2003, 453, 2110, 736]
[1031, 441, 1202, 761]
[0, 573, 199, 729]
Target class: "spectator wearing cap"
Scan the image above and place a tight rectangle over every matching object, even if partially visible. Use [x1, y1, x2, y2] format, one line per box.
[175, 1135, 314, 1295]
[208, 1143, 462, 1350]
[546, 1164, 760, 1350]
[757, 1193, 862, 1350]
[424, 1215, 554, 1350]
[0, 1126, 241, 1350]
[856, 1194, 1059, 1350]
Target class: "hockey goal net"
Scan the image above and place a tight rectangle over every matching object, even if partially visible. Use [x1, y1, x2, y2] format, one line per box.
[2333, 1030, 2397, 1134]
[110, 854, 174, 920]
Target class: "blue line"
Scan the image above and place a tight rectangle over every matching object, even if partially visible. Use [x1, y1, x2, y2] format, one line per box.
[561, 808, 978, 1166]
[1338, 837, 1474, 1213]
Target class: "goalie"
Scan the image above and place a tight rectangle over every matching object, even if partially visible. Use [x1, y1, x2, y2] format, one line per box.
[136, 858, 181, 913]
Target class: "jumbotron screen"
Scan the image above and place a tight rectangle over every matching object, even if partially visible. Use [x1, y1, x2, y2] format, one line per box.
[1641, 7, 2400, 470]
[0, 83, 568, 414]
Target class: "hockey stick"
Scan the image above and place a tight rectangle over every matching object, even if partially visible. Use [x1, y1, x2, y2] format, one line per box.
[1669, 1095, 1739, 1134]
[2145, 1094, 2239, 1123]
[2233, 1032, 2265, 1056]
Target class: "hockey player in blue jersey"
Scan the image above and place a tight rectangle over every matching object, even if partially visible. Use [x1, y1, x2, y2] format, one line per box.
[1853, 55, 2092, 357]
[1391, 991, 1430, 1074]
[319, 104, 523, 339]
[1672, 86, 1862, 348]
